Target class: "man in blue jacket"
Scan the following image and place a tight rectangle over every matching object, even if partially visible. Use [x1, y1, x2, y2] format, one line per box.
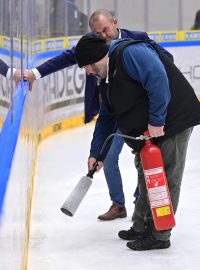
[23, 9, 173, 221]
[74, 34, 200, 250]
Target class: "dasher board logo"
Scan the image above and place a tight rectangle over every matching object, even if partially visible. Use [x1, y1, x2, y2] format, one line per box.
[41, 65, 85, 112]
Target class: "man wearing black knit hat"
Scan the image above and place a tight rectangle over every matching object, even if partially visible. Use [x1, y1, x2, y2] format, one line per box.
[75, 34, 200, 251]
[76, 35, 109, 80]
[75, 35, 109, 69]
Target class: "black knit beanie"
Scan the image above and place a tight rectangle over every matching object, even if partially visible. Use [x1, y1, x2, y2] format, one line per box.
[75, 35, 109, 67]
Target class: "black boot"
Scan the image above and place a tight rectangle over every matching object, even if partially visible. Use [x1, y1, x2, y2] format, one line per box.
[127, 236, 171, 251]
[118, 227, 145, 240]
[118, 219, 154, 241]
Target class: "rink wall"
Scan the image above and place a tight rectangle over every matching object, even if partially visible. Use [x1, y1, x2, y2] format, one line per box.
[0, 30, 199, 270]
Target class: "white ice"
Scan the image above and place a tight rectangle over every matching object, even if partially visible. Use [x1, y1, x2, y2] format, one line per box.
[28, 124, 200, 270]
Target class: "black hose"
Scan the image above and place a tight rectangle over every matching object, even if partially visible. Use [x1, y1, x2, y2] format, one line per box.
[87, 132, 151, 178]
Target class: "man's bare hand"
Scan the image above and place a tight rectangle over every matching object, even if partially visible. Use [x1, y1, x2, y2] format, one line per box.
[148, 124, 165, 137]
[88, 157, 103, 172]
[23, 69, 36, 91]
[14, 69, 22, 83]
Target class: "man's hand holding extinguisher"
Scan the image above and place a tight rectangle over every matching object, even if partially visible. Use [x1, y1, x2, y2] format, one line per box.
[148, 124, 165, 138]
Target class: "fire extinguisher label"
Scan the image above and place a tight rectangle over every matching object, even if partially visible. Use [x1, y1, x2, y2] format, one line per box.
[144, 167, 171, 209]
[156, 206, 171, 217]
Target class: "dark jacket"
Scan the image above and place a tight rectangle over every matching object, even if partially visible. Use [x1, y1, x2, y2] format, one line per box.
[35, 29, 173, 123]
[0, 59, 9, 77]
[99, 40, 200, 153]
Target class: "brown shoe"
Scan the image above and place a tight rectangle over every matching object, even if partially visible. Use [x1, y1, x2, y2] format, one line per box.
[98, 203, 127, 221]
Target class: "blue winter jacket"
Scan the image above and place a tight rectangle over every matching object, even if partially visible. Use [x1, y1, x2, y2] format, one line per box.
[89, 39, 171, 160]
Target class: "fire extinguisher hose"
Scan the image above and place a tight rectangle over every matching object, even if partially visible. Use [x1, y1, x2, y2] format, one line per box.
[99, 132, 151, 159]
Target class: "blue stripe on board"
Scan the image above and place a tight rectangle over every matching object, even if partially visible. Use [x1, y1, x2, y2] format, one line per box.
[28, 50, 64, 68]
[0, 82, 29, 217]
[158, 40, 200, 47]
[0, 48, 24, 58]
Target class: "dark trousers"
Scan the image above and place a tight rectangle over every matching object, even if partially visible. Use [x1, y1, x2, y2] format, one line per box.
[132, 127, 193, 241]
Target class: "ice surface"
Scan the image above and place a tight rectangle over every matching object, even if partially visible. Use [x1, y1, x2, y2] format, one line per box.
[28, 124, 200, 270]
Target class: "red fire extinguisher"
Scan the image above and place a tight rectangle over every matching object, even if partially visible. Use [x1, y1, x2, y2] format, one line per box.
[140, 131, 176, 231]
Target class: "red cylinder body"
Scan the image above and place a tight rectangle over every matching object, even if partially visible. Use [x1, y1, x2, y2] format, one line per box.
[140, 138, 176, 231]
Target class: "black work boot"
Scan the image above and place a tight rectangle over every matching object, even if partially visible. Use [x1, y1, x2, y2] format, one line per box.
[118, 227, 145, 240]
[127, 236, 171, 251]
